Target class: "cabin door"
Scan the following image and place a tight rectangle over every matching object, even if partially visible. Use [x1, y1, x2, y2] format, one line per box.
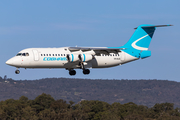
[120, 52, 125, 61]
[32, 50, 39, 61]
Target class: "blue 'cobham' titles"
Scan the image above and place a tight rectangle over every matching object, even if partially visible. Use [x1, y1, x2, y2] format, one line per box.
[43, 57, 67, 61]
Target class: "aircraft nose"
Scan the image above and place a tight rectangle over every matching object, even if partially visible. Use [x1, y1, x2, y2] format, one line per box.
[6, 59, 13, 65]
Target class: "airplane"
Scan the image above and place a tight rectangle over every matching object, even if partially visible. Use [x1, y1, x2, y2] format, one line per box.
[6, 24, 172, 76]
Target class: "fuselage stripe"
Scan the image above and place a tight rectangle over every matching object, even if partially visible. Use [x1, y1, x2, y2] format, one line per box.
[71, 54, 74, 62]
[83, 54, 85, 62]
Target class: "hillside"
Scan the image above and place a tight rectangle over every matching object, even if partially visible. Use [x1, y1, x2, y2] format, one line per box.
[0, 76, 180, 108]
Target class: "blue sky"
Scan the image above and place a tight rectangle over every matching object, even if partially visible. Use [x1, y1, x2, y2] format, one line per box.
[0, 1, 180, 81]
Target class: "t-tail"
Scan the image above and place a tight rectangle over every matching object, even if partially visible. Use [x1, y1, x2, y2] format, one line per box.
[120, 24, 172, 59]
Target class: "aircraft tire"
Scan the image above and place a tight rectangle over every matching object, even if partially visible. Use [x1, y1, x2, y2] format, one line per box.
[83, 69, 90, 75]
[15, 70, 20, 74]
[69, 70, 76, 76]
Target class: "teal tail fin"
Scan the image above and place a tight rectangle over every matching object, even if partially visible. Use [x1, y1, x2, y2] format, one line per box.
[122, 24, 172, 50]
[121, 24, 172, 58]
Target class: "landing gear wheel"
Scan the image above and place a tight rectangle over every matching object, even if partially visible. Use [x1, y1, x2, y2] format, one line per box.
[83, 69, 90, 75]
[69, 70, 76, 76]
[15, 70, 20, 74]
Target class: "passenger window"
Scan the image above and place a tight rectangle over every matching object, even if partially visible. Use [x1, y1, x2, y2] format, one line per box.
[47, 54, 48, 56]
[58, 54, 60, 56]
[64, 54, 65, 56]
[55, 54, 57, 56]
[49, 54, 51, 56]
[41, 54, 43, 56]
[53, 54, 54, 56]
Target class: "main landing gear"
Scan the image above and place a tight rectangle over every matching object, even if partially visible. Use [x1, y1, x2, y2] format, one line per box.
[68, 61, 90, 76]
[68, 69, 90, 76]
[15, 69, 20, 74]
[80, 62, 90, 75]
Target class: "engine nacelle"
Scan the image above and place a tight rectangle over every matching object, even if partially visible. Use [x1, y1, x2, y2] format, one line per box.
[79, 54, 93, 62]
[66, 54, 79, 62]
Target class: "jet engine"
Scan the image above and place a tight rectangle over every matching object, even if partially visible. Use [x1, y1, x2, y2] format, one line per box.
[79, 54, 93, 62]
[66, 54, 79, 62]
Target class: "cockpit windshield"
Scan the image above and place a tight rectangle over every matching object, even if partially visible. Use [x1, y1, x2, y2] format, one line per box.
[16, 53, 29, 56]
[25, 53, 29, 56]
[16, 53, 22, 56]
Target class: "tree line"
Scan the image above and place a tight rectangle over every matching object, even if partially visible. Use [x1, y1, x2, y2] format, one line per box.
[0, 93, 180, 120]
[1, 77, 180, 108]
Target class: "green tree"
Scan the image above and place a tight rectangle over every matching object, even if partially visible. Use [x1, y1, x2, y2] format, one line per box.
[19, 96, 28, 103]
[30, 93, 55, 113]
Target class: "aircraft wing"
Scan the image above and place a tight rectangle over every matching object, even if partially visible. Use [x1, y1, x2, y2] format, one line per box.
[68, 47, 124, 54]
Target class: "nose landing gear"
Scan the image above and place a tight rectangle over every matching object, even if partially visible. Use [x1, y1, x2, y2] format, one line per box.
[15, 69, 20, 74]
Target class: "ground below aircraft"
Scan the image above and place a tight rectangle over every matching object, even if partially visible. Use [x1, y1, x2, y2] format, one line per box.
[6, 24, 172, 75]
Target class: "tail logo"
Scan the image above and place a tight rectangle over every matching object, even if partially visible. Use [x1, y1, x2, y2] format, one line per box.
[131, 34, 149, 50]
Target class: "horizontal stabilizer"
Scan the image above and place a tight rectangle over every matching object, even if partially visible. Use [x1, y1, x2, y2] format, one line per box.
[134, 24, 173, 29]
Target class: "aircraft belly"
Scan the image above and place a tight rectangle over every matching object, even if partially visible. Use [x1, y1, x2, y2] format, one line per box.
[92, 56, 121, 68]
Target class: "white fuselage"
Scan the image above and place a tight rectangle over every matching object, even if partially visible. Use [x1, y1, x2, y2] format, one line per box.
[6, 47, 138, 70]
